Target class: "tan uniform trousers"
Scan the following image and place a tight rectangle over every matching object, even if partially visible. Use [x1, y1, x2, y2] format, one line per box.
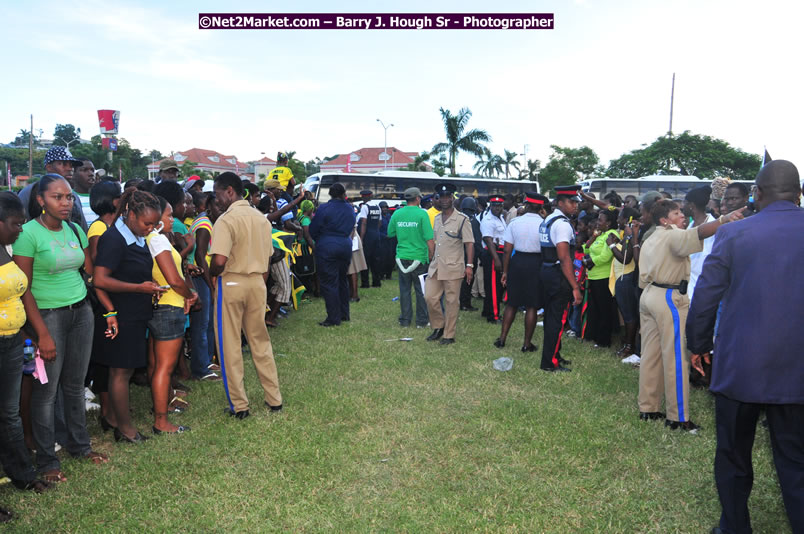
[638, 285, 690, 422]
[214, 273, 282, 412]
[425, 277, 462, 339]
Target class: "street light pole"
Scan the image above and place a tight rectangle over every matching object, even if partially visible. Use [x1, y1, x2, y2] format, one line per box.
[376, 119, 394, 170]
[54, 136, 79, 149]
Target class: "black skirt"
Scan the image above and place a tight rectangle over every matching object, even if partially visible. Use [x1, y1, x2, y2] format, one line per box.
[91, 318, 149, 369]
[506, 252, 543, 309]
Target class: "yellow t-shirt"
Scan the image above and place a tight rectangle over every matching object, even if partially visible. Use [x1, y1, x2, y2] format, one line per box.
[268, 166, 294, 188]
[87, 220, 109, 240]
[0, 261, 28, 336]
[426, 206, 440, 229]
[146, 233, 185, 308]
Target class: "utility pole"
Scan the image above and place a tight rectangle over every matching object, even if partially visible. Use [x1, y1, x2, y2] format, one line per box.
[28, 114, 33, 179]
[668, 73, 675, 135]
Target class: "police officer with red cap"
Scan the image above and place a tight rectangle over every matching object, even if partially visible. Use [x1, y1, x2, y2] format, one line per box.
[480, 195, 507, 322]
[539, 185, 583, 372]
[495, 192, 549, 351]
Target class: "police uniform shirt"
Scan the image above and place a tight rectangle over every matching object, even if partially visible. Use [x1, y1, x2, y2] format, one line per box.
[544, 211, 574, 246]
[503, 213, 544, 252]
[210, 200, 273, 275]
[428, 210, 474, 280]
[638, 224, 703, 289]
[479, 212, 507, 248]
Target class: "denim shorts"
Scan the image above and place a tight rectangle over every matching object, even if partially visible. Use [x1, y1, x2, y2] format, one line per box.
[147, 305, 186, 341]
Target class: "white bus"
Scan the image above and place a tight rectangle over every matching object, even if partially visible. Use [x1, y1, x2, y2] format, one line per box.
[579, 176, 754, 199]
[303, 170, 539, 204]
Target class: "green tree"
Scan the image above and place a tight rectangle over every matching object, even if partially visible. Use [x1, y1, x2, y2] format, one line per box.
[500, 149, 521, 179]
[12, 129, 40, 147]
[305, 158, 321, 176]
[606, 131, 761, 180]
[431, 107, 491, 176]
[538, 145, 601, 192]
[53, 124, 81, 146]
[519, 158, 541, 181]
[473, 148, 501, 178]
[281, 150, 307, 183]
[404, 151, 433, 172]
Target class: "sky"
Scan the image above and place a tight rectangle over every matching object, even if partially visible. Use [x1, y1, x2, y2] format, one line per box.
[2, 0, 803, 174]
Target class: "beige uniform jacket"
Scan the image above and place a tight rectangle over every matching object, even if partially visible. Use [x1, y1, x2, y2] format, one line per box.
[428, 209, 473, 280]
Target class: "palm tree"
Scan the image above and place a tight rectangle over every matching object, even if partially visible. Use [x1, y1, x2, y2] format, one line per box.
[519, 158, 541, 181]
[406, 151, 431, 171]
[473, 147, 501, 178]
[431, 107, 491, 176]
[500, 149, 521, 179]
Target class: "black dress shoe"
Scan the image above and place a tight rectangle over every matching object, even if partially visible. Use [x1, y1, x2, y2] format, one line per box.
[439, 338, 455, 345]
[319, 321, 339, 327]
[557, 355, 571, 365]
[99, 416, 116, 432]
[114, 428, 149, 443]
[541, 365, 571, 373]
[225, 408, 250, 420]
[493, 338, 505, 349]
[665, 419, 700, 434]
[265, 402, 283, 412]
[426, 328, 444, 341]
[639, 411, 665, 421]
[521, 344, 538, 353]
[460, 305, 478, 311]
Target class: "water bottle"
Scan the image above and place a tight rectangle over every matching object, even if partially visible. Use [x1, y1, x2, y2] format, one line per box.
[22, 339, 35, 375]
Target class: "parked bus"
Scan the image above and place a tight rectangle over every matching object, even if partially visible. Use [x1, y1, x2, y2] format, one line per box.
[303, 170, 538, 205]
[579, 176, 754, 199]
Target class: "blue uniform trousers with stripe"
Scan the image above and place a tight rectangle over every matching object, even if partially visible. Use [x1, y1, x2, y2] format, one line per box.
[638, 285, 690, 422]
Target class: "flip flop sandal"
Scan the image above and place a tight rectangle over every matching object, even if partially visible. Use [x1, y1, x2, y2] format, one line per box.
[83, 451, 109, 464]
[41, 469, 67, 483]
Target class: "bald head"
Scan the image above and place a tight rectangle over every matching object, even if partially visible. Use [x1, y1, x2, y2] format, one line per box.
[756, 160, 801, 209]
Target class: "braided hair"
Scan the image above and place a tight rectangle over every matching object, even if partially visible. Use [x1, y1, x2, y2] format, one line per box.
[113, 188, 161, 225]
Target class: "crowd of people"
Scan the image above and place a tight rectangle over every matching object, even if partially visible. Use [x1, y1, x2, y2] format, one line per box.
[1, 145, 802, 533]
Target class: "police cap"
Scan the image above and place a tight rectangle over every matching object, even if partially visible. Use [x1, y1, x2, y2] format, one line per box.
[554, 184, 582, 201]
[488, 195, 505, 204]
[525, 191, 548, 205]
[359, 190, 372, 197]
[434, 183, 457, 197]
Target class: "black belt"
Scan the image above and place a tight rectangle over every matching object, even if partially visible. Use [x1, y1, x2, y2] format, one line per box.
[651, 280, 688, 295]
[41, 297, 88, 311]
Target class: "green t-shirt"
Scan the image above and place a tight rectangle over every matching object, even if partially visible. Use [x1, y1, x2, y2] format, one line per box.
[172, 218, 193, 264]
[13, 219, 88, 308]
[387, 205, 433, 264]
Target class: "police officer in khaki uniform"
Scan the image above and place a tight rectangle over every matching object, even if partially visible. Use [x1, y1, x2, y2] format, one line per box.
[425, 183, 475, 345]
[637, 199, 741, 433]
[210, 172, 283, 419]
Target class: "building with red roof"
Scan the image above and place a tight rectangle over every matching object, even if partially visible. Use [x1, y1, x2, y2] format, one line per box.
[147, 148, 251, 180]
[320, 147, 428, 173]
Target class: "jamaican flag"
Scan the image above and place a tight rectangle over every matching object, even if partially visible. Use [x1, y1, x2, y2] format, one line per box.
[290, 271, 306, 310]
[271, 229, 296, 263]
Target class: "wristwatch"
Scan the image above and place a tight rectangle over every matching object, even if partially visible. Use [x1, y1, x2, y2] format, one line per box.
[466, 263, 474, 267]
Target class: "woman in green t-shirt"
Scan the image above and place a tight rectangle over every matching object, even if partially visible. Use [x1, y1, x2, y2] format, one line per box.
[581, 209, 619, 348]
[13, 175, 109, 483]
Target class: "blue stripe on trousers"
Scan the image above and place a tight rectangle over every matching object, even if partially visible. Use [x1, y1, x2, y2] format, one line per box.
[216, 277, 234, 412]
[664, 288, 685, 422]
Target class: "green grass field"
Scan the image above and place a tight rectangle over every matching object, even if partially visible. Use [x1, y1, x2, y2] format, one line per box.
[1, 280, 792, 533]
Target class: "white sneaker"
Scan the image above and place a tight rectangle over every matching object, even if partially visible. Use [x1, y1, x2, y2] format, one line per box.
[54, 442, 62, 452]
[85, 401, 101, 411]
[84, 387, 96, 401]
[621, 354, 641, 365]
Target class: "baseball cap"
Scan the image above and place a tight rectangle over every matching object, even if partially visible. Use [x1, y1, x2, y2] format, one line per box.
[404, 187, 421, 199]
[159, 160, 180, 172]
[43, 146, 81, 167]
[263, 178, 282, 190]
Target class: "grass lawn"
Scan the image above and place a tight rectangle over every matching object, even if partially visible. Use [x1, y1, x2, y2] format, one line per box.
[1, 279, 792, 532]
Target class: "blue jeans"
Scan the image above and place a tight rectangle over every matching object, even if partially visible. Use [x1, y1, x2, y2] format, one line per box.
[33, 302, 94, 472]
[190, 277, 212, 377]
[0, 333, 37, 485]
[398, 260, 429, 327]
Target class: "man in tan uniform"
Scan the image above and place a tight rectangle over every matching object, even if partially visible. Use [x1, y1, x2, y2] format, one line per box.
[210, 172, 282, 419]
[425, 183, 475, 345]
